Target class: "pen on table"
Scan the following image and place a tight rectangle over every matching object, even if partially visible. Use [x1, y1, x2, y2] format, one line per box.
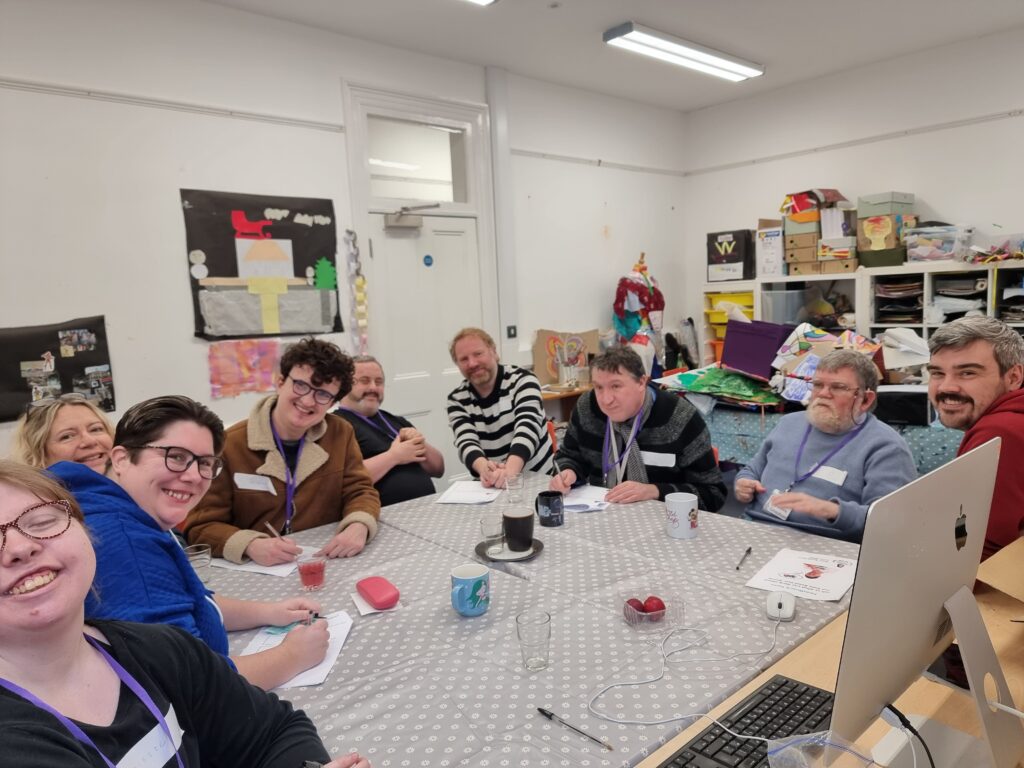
[537, 708, 613, 751]
[735, 546, 752, 570]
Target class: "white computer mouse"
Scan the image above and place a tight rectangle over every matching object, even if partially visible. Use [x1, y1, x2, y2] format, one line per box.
[766, 591, 796, 622]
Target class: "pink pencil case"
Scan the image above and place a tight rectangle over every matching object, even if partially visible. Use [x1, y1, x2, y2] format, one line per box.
[356, 576, 400, 610]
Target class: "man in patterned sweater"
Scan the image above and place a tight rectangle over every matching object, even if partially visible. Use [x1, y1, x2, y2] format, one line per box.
[550, 347, 726, 508]
[447, 327, 553, 487]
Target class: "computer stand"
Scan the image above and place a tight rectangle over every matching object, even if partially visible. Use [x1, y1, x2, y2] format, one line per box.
[871, 586, 1024, 768]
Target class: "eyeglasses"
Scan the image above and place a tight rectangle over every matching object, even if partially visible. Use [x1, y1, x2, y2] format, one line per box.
[288, 376, 337, 406]
[0, 500, 73, 554]
[354, 377, 385, 388]
[134, 445, 224, 479]
[810, 381, 861, 396]
[24, 393, 89, 418]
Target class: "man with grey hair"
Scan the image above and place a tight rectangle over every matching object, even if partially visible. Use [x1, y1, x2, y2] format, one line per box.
[735, 349, 916, 542]
[550, 347, 726, 509]
[337, 355, 444, 506]
[928, 316, 1024, 559]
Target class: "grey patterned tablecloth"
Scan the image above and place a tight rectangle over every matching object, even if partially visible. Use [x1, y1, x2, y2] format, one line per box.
[217, 475, 858, 767]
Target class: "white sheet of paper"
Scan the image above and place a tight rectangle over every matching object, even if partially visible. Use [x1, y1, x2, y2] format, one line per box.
[232, 473, 277, 494]
[745, 548, 857, 602]
[436, 480, 502, 505]
[563, 484, 610, 512]
[240, 610, 353, 689]
[210, 545, 316, 577]
[351, 591, 401, 616]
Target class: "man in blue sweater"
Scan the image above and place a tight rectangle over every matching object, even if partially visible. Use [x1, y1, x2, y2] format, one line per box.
[734, 350, 916, 542]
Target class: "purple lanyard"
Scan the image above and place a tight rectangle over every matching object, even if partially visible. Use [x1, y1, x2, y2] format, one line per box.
[790, 421, 866, 490]
[602, 413, 643, 479]
[0, 635, 185, 768]
[271, 424, 305, 535]
[337, 407, 399, 439]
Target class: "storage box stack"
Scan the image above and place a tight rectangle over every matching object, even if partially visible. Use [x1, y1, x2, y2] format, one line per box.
[780, 189, 848, 276]
[707, 229, 755, 282]
[856, 192, 915, 267]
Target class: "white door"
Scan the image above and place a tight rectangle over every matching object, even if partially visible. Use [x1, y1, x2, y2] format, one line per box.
[367, 214, 482, 482]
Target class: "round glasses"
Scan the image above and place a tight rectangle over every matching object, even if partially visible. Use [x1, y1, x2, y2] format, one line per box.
[134, 445, 224, 479]
[288, 376, 337, 406]
[0, 500, 73, 554]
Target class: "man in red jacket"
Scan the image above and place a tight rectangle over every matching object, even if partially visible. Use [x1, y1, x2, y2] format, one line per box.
[928, 316, 1024, 559]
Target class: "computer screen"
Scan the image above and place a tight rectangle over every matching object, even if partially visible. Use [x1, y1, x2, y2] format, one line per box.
[829, 437, 1000, 744]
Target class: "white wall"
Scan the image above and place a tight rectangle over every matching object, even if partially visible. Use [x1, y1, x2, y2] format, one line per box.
[679, 25, 1024, 322]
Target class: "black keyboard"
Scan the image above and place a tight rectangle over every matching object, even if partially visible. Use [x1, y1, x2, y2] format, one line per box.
[657, 675, 834, 768]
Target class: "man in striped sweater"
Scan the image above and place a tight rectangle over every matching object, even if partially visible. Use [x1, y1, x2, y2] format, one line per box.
[447, 327, 553, 487]
[550, 347, 726, 509]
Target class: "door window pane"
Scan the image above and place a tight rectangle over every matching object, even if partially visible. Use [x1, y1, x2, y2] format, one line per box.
[367, 116, 467, 203]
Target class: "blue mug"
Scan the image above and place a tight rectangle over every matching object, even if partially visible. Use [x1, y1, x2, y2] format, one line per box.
[451, 563, 490, 617]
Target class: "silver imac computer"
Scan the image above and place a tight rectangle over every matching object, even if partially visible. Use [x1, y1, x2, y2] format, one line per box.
[829, 437, 1024, 767]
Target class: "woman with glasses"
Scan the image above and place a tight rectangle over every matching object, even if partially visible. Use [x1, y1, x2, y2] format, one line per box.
[185, 337, 381, 567]
[12, 393, 114, 474]
[49, 396, 331, 691]
[0, 460, 370, 768]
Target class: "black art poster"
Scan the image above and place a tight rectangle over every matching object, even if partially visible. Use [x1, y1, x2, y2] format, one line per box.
[0, 315, 115, 422]
[180, 189, 343, 340]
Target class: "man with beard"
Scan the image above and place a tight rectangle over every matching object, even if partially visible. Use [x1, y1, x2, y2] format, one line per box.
[928, 316, 1024, 559]
[447, 327, 553, 487]
[336, 355, 445, 506]
[734, 350, 916, 542]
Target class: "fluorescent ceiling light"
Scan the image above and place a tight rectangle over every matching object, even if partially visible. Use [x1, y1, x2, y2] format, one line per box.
[369, 158, 420, 171]
[459, 0, 499, 5]
[603, 22, 764, 82]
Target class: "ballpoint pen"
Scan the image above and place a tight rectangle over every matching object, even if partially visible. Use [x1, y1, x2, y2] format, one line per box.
[264, 521, 283, 538]
[735, 546, 752, 570]
[537, 708, 613, 751]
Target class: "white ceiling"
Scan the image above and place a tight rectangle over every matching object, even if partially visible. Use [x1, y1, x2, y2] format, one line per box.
[205, 0, 1024, 113]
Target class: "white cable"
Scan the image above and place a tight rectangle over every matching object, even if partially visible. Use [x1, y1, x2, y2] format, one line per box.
[902, 726, 919, 768]
[989, 699, 1024, 719]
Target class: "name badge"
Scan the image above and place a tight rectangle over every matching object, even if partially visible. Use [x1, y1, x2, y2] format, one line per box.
[812, 465, 848, 486]
[764, 490, 792, 521]
[640, 450, 675, 468]
[233, 473, 277, 494]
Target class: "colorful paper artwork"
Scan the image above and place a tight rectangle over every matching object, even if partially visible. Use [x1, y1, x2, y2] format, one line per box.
[180, 189, 343, 340]
[208, 339, 281, 399]
[0, 316, 115, 422]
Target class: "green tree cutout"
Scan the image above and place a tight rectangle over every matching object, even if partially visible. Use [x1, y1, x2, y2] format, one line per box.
[313, 257, 338, 290]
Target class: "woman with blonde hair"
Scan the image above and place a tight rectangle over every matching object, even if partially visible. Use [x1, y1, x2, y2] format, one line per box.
[0, 460, 369, 768]
[12, 394, 113, 473]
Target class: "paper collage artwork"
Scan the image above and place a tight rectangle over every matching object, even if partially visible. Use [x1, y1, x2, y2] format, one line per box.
[180, 189, 343, 339]
[208, 339, 281, 399]
[0, 315, 115, 422]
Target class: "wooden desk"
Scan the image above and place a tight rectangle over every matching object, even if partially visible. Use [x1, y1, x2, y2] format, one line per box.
[638, 583, 1024, 766]
[541, 384, 592, 421]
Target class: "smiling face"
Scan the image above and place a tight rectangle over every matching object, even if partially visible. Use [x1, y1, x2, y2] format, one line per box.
[0, 483, 94, 637]
[453, 335, 500, 395]
[344, 361, 386, 417]
[592, 366, 648, 423]
[928, 340, 1024, 431]
[806, 367, 874, 434]
[110, 420, 215, 531]
[272, 363, 341, 440]
[44, 404, 113, 472]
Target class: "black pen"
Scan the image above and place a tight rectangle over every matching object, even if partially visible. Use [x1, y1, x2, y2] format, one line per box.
[735, 546, 752, 570]
[537, 708, 613, 751]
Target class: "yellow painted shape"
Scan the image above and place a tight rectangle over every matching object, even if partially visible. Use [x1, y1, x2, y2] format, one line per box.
[247, 277, 289, 334]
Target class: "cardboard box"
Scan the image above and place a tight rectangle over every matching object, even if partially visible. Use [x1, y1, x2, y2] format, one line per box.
[821, 206, 858, 239]
[707, 229, 754, 282]
[817, 237, 857, 261]
[756, 226, 785, 278]
[859, 247, 906, 268]
[784, 218, 820, 236]
[857, 191, 915, 219]
[820, 258, 858, 274]
[785, 246, 817, 263]
[784, 233, 818, 249]
[857, 214, 913, 251]
[788, 261, 822, 276]
[531, 328, 600, 385]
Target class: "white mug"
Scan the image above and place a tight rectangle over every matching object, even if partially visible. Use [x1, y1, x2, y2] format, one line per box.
[665, 492, 699, 539]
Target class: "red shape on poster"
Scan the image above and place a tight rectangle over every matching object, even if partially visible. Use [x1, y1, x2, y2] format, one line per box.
[231, 210, 273, 240]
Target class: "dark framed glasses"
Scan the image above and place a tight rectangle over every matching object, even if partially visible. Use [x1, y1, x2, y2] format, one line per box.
[0, 499, 73, 554]
[287, 376, 337, 405]
[134, 445, 224, 479]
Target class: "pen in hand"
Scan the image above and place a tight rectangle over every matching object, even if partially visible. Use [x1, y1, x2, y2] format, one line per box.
[537, 708, 613, 751]
[736, 546, 752, 570]
[264, 521, 283, 538]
